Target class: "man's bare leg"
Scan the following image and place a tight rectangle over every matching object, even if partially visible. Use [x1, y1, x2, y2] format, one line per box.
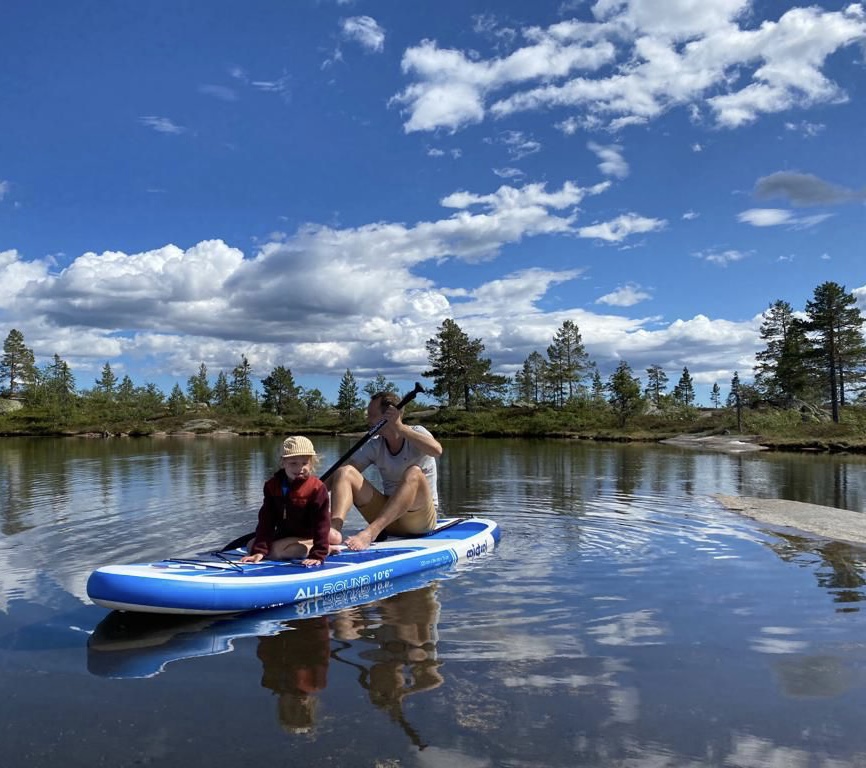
[345, 467, 431, 551]
[327, 465, 373, 546]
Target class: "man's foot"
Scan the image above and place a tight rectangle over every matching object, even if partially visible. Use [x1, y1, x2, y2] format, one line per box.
[328, 527, 343, 546]
[345, 529, 375, 551]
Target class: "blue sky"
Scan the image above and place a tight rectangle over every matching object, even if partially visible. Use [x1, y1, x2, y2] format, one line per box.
[1, 0, 864, 405]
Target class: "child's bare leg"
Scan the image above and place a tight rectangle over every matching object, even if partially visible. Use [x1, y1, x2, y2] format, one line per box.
[269, 537, 312, 560]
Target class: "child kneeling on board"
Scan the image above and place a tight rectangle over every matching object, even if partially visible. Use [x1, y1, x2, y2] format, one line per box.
[241, 436, 330, 567]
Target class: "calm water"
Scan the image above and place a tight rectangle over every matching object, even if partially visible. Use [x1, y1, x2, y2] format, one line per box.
[2, 436, 866, 767]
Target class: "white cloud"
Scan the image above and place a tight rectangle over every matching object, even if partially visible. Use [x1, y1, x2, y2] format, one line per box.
[596, 283, 652, 307]
[139, 116, 186, 135]
[492, 167, 524, 179]
[588, 141, 628, 178]
[784, 120, 825, 137]
[341, 15, 385, 53]
[577, 212, 666, 242]
[6, 172, 749, 384]
[555, 116, 581, 135]
[682, 211, 699, 220]
[694, 249, 748, 266]
[498, 130, 542, 159]
[392, 29, 616, 132]
[0, 180, 9, 201]
[394, 4, 866, 133]
[738, 208, 833, 229]
[738, 208, 792, 227]
[251, 76, 291, 97]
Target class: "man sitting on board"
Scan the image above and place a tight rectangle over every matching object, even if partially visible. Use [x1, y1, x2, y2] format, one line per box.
[327, 391, 442, 551]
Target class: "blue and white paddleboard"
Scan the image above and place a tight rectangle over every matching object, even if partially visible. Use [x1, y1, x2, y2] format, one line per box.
[86, 517, 500, 615]
[87, 565, 454, 679]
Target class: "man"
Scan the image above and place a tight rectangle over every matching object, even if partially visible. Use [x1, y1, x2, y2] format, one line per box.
[327, 391, 442, 551]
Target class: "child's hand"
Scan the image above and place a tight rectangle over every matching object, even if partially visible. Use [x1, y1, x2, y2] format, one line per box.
[302, 558, 323, 567]
[240, 553, 264, 563]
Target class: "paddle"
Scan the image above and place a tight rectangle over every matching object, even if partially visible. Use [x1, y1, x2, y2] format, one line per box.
[219, 382, 427, 552]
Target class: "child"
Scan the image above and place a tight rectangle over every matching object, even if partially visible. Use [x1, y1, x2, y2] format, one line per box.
[241, 436, 330, 567]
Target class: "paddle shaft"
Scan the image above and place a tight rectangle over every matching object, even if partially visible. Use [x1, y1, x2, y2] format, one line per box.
[219, 382, 426, 552]
[319, 381, 425, 482]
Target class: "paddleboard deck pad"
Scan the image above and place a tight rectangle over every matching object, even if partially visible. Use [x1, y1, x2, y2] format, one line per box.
[87, 517, 499, 615]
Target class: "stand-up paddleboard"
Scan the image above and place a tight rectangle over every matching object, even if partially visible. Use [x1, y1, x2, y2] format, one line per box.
[87, 564, 454, 679]
[86, 517, 499, 615]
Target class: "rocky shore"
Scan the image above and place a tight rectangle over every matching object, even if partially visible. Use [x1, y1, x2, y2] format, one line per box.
[716, 494, 866, 546]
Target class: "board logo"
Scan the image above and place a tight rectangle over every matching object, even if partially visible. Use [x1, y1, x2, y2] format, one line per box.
[466, 541, 487, 559]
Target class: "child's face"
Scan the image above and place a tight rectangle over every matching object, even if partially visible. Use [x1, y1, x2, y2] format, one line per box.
[281, 455, 313, 480]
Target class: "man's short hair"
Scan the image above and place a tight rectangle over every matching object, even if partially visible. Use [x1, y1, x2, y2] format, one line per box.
[370, 391, 401, 412]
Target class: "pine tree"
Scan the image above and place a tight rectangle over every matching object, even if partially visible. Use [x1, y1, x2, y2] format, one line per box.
[337, 369, 360, 422]
[1, 328, 37, 397]
[363, 373, 399, 399]
[754, 300, 813, 406]
[301, 388, 328, 423]
[672, 366, 695, 406]
[229, 355, 257, 414]
[514, 351, 546, 404]
[545, 320, 591, 406]
[644, 364, 668, 408]
[187, 363, 212, 406]
[261, 365, 300, 415]
[606, 360, 644, 427]
[424, 319, 504, 409]
[117, 375, 136, 403]
[590, 367, 606, 405]
[95, 362, 118, 398]
[726, 371, 740, 407]
[213, 371, 230, 409]
[167, 383, 187, 415]
[710, 382, 721, 408]
[804, 282, 866, 422]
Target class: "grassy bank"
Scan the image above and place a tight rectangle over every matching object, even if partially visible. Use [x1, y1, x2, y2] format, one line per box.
[2, 401, 865, 453]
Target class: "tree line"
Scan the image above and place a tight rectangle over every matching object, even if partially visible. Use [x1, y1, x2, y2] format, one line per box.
[2, 280, 863, 427]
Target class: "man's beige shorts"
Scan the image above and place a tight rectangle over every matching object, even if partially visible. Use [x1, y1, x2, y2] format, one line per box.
[357, 492, 437, 535]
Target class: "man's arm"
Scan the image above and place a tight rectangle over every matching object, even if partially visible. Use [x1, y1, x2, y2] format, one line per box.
[397, 422, 442, 458]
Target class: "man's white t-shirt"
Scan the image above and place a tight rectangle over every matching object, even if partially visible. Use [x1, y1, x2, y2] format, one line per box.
[352, 425, 439, 508]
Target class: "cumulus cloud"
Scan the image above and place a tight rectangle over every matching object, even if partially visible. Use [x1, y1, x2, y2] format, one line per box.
[1, 172, 745, 386]
[394, 3, 866, 133]
[341, 15, 385, 52]
[392, 27, 616, 132]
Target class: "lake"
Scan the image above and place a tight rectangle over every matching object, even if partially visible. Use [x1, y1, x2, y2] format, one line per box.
[2, 436, 866, 767]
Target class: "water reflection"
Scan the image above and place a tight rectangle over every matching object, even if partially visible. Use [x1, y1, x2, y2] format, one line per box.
[5, 436, 866, 766]
[88, 581, 445, 744]
[765, 532, 866, 609]
[257, 616, 330, 734]
[330, 585, 443, 749]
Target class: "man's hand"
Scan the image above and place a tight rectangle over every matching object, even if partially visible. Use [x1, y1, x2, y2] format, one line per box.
[240, 552, 264, 563]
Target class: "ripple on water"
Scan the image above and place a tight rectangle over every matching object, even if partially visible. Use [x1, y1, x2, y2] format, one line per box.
[441, 490, 864, 669]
